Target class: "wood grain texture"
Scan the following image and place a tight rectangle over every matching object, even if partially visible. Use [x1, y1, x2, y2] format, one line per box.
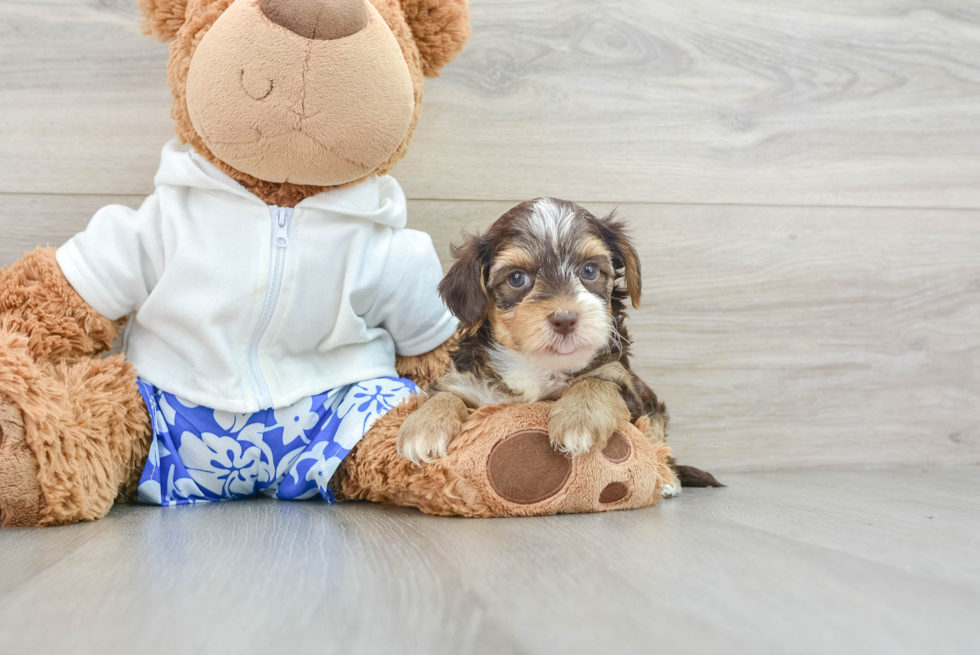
[2, 194, 977, 471]
[2, 1, 980, 206]
[0, 467, 978, 655]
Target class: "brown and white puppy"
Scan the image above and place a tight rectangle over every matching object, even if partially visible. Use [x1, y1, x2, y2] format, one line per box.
[397, 198, 721, 490]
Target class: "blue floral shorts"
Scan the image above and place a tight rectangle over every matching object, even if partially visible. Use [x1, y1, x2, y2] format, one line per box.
[136, 377, 418, 506]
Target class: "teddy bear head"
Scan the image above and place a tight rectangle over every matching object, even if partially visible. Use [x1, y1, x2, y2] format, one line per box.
[139, 0, 470, 205]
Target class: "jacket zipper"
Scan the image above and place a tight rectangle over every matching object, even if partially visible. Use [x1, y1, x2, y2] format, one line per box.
[247, 206, 292, 409]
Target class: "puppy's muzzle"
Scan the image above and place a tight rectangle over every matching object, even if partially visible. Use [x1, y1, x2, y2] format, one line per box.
[548, 310, 579, 336]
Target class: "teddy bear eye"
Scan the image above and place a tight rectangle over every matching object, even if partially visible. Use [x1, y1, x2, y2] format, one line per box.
[508, 271, 529, 288]
[581, 263, 599, 281]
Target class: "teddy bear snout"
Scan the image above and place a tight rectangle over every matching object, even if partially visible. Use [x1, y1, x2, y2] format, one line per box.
[260, 0, 369, 40]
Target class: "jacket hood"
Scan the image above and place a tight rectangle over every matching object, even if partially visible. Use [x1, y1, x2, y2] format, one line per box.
[153, 139, 408, 229]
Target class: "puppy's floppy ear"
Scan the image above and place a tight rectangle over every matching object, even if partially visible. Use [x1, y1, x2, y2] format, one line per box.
[596, 210, 642, 309]
[398, 0, 472, 77]
[138, 0, 188, 42]
[438, 231, 494, 327]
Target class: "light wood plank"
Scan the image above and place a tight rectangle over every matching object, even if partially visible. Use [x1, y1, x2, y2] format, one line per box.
[2, 1, 980, 207]
[0, 194, 143, 265]
[2, 194, 978, 471]
[0, 467, 978, 654]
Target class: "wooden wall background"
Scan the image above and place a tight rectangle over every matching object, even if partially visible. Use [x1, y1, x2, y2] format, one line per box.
[1, 0, 978, 471]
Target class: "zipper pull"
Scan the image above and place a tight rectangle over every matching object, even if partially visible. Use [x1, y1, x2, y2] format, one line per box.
[274, 208, 290, 248]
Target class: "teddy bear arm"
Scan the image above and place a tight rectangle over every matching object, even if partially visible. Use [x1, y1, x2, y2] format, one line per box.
[334, 398, 673, 518]
[0, 247, 122, 364]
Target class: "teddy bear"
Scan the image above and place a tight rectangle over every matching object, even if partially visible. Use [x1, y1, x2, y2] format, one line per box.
[0, 0, 676, 527]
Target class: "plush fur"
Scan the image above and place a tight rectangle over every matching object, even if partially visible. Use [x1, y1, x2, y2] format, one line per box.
[0, 247, 120, 363]
[398, 0, 471, 77]
[155, 0, 467, 206]
[0, 0, 473, 526]
[182, 0, 417, 188]
[0, 0, 684, 527]
[0, 327, 151, 526]
[335, 398, 674, 517]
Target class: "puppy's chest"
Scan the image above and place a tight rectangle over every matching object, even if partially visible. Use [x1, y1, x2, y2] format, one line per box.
[443, 357, 571, 407]
[497, 367, 569, 403]
[489, 348, 571, 403]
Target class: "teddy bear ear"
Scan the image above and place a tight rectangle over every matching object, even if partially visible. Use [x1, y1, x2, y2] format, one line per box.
[398, 0, 471, 77]
[138, 0, 189, 42]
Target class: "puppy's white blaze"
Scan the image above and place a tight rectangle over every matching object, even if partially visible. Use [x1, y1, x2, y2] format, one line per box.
[530, 198, 576, 248]
[557, 259, 578, 282]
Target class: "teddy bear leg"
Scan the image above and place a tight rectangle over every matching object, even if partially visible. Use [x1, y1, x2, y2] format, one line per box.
[0, 398, 44, 527]
[333, 398, 675, 518]
[0, 331, 150, 527]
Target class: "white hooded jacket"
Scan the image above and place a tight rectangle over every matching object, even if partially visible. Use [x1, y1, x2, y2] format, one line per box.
[57, 140, 457, 413]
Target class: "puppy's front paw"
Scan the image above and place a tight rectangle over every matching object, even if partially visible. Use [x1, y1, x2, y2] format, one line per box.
[396, 396, 465, 464]
[547, 399, 613, 457]
[548, 379, 631, 457]
[547, 423, 597, 457]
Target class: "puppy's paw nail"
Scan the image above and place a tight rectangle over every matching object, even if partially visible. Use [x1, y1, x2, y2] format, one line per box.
[551, 430, 594, 457]
[397, 427, 452, 464]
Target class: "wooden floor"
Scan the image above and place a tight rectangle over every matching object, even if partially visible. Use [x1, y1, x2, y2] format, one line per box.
[1, 466, 978, 655]
[1, 0, 979, 652]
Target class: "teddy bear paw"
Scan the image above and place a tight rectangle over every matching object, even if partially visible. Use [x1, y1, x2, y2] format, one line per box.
[0, 395, 44, 527]
[485, 427, 648, 511]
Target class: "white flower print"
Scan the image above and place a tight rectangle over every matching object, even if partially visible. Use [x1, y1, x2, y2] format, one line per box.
[213, 410, 252, 433]
[137, 376, 418, 505]
[305, 455, 343, 492]
[170, 474, 207, 503]
[237, 423, 303, 492]
[333, 379, 414, 449]
[273, 396, 319, 446]
[291, 441, 342, 491]
[177, 431, 263, 497]
[138, 479, 162, 505]
[289, 440, 330, 485]
[145, 438, 161, 468]
[158, 394, 178, 426]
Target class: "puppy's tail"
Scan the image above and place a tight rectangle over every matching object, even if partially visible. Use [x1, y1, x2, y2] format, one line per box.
[634, 414, 724, 487]
[667, 457, 725, 488]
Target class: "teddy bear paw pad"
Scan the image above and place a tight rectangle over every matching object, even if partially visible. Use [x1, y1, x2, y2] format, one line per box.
[601, 431, 631, 463]
[599, 481, 629, 503]
[486, 429, 572, 504]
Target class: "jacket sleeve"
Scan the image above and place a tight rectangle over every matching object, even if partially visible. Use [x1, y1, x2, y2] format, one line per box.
[55, 195, 165, 321]
[364, 229, 458, 357]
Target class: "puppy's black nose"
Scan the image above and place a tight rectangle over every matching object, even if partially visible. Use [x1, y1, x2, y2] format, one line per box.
[548, 310, 578, 335]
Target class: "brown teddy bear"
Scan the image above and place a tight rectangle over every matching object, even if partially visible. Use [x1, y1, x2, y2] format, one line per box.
[0, 0, 675, 527]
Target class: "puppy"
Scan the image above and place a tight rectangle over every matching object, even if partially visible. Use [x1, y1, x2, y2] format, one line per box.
[397, 198, 721, 489]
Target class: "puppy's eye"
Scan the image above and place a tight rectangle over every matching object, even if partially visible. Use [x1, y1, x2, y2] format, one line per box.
[508, 271, 529, 288]
[581, 263, 599, 281]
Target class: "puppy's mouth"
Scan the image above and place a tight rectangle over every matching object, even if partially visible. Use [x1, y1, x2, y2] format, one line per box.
[546, 338, 580, 356]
